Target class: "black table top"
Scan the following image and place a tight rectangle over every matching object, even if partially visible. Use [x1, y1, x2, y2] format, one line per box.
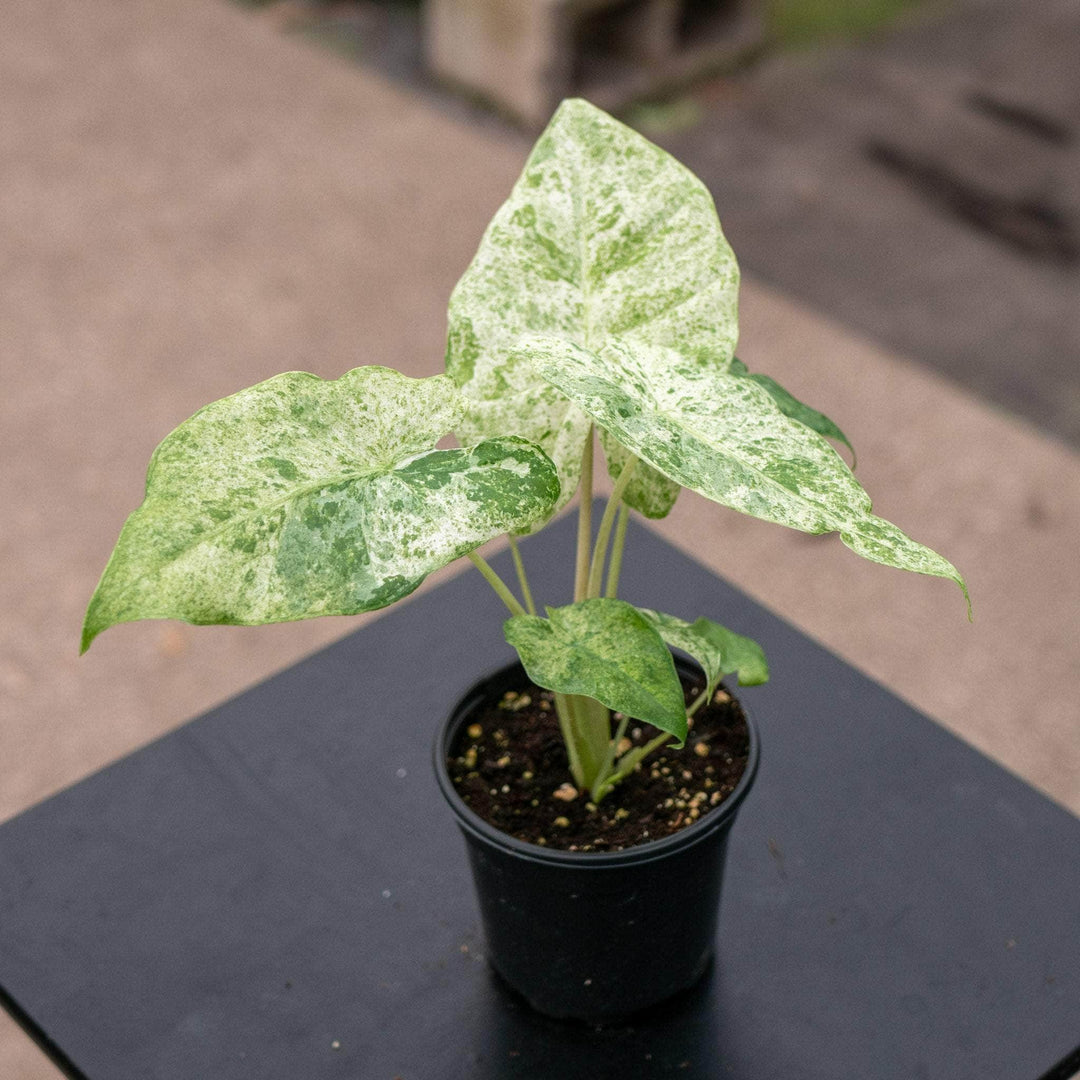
[2, 511, 1079, 1080]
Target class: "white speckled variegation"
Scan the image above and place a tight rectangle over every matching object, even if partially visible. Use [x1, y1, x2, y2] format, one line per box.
[526, 336, 970, 604]
[445, 98, 740, 520]
[82, 367, 560, 651]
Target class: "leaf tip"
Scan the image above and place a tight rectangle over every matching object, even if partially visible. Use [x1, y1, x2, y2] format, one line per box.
[959, 577, 974, 623]
[555, 97, 598, 118]
[80, 591, 116, 653]
[79, 618, 98, 656]
[737, 668, 770, 688]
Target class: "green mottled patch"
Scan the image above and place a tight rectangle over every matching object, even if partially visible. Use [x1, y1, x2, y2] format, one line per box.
[82, 368, 560, 651]
[639, 610, 769, 702]
[688, 617, 770, 686]
[504, 598, 687, 741]
[525, 335, 969, 607]
[446, 98, 740, 520]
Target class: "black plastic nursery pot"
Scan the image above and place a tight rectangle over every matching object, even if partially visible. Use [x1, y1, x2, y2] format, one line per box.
[434, 661, 760, 1023]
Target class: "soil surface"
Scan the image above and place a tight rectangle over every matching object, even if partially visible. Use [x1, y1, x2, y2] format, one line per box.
[448, 675, 750, 852]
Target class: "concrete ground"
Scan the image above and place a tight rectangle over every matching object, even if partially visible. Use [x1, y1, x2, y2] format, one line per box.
[1, 1, 1077, 1076]
[273, 0, 1080, 446]
[660, 0, 1080, 448]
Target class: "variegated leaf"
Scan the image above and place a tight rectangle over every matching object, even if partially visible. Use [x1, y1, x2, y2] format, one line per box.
[82, 367, 560, 651]
[504, 598, 688, 741]
[600, 430, 681, 519]
[729, 358, 856, 464]
[525, 336, 970, 606]
[446, 97, 740, 518]
[639, 610, 769, 700]
[688, 617, 770, 687]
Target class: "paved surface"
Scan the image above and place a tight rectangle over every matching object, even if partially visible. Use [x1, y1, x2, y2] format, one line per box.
[660, 0, 1080, 448]
[2, 1, 1078, 1076]
[277, 0, 1080, 446]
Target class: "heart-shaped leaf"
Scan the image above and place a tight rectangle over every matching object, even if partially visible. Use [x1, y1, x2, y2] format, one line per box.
[639, 610, 769, 701]
[445, 97, 740, 519]
[525, 335, 969, 608]
[729, 358, 856, 465]
[82, 367, 560, 651]
[504, 598, 688, 741]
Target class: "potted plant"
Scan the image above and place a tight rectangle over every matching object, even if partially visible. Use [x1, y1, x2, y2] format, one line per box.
[82, 99, 967, 1021]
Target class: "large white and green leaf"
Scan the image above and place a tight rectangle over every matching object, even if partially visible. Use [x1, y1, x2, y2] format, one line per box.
[525, 336, 969, 606]
[445, 97, 740, 518]
[639, 610, 769, 700]
[503, 598, 688, 741]
[82, 367, 560, 651]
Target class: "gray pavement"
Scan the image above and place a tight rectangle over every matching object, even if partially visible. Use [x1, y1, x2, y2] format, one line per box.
[660, 0, 1080, 447]
[288, 0, 1080, 446]
[2, 1, 1078, 1076]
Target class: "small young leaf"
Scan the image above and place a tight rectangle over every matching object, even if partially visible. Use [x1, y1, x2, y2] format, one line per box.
[446, 97, 740, 518]
[525, 335, 969, 609]
[637, 609, 726, 701]
[689, 618, 770, 687]
[729, 358, 856, 465]
[638, 610, 769, 699]
[504, 599, 688, 742]
[82, 368, 560, 651]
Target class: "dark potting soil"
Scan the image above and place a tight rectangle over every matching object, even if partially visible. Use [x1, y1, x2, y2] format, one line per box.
[447, 675, 749, 852]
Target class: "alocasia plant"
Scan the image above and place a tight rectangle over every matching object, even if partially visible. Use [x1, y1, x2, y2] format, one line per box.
[83, 99, 968, 805]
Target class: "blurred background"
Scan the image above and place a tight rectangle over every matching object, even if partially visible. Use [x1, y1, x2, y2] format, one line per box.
[2, 0, 1078, 1075]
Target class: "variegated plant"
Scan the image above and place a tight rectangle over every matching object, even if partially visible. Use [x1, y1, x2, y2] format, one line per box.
[84, 99, 968, 804]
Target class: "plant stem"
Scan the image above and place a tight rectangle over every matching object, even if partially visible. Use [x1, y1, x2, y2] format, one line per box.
[553, 692, 610, 791]
[595, 731, 674, 801]
[574, 427, 594, 602]
[507, 535, 536, 616]
[586, 457, 638, 599]
[553, 693, 588, 790]
[604, 503, 630, 599]
[590, 713, 628, 802]
[687, 687, 711, 718]
[596, 725, 678, 803]
[635, 731, 673, 763]
[467, 551, 526, 618]
[575, 693, 614, 787]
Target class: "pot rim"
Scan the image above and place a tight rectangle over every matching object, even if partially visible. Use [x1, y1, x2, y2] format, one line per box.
[433, 660, 760, 869]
